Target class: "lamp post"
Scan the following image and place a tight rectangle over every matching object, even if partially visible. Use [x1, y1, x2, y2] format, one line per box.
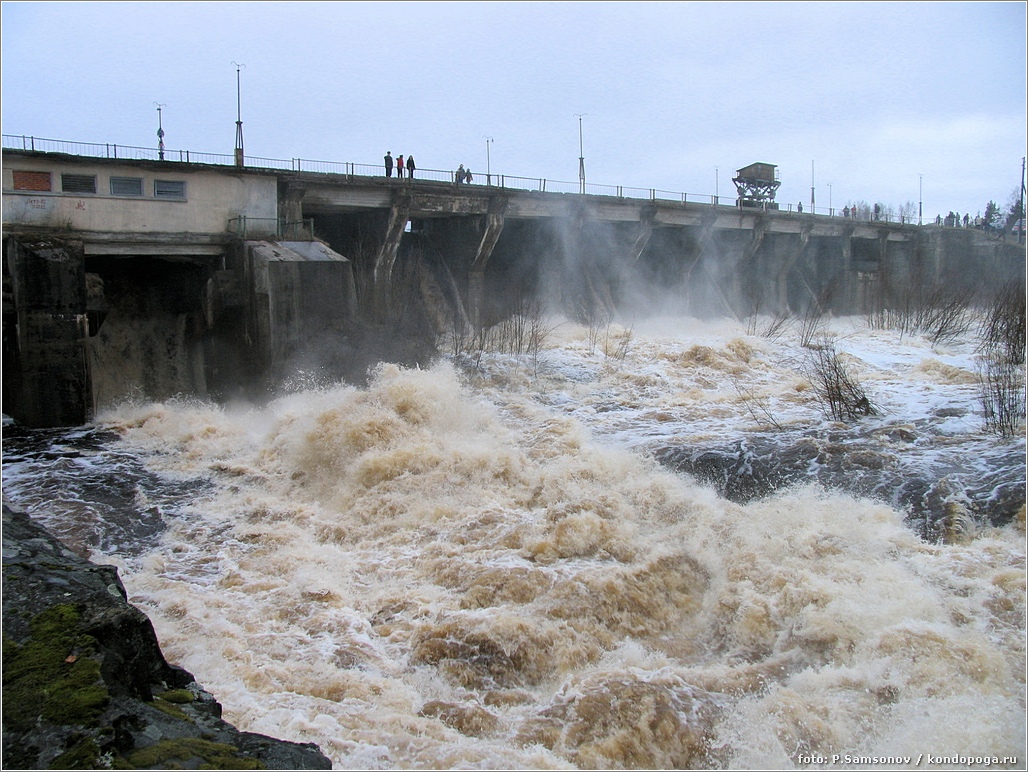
[154, 102, 166, 161]
[484, 136, 493, 186]
[810, 160, 815, 214]
[232, 61, 245, 167]
[574, 113, 587, 194]
[828, 182, 832, 216]
[715, 166, 719, 205]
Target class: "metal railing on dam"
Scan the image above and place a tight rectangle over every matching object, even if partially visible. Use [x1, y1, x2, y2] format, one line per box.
[3, 133, 936, 225]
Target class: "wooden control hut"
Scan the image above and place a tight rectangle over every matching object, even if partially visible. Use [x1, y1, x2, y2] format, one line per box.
[733, 162, 781, 209]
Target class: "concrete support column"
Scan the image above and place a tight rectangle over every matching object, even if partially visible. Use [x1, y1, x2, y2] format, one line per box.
[629, 205, 657, 264]
[838, 232, 859, 311]
[468, 198, 508, 326]
[468, 269, 486, 329]
[725, 216, 767, 318]
[372, 195, 412, 319]
[470, 206, 508, 273]
[776, 225, 811, 314]
[279, 182, 306, 232]
[4, 237, 91, 427]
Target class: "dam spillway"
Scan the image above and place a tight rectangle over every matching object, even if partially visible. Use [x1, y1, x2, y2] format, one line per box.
[3, 146, 1024, 427]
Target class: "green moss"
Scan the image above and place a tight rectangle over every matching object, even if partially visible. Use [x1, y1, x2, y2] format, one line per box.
[124, 737, 265, 769]
[160, 688, 196, 703]
[152, 696, 192, 722]
[49, 734, 103, 770]
[2, 604, 110, 734]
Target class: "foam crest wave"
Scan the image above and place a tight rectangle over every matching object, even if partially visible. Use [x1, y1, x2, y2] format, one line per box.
[92, 359, 1023, 769]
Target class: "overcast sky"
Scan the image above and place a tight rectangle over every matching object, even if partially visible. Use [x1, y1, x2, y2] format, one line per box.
[2, 1, 1025, 219]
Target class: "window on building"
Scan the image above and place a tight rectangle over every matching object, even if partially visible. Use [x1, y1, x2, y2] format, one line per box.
[12, 170, 52, 191]
[153, 179, 186, 198]
[110, 176, 144, 196]
[61, 174, 97, 194]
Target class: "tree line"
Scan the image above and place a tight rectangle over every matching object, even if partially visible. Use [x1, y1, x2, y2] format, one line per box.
[846, 185, 1025, 231]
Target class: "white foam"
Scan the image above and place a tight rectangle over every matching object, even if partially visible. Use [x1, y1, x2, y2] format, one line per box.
[27, 317, 1027, 769]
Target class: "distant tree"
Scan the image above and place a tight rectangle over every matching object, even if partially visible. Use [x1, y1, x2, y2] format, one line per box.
[898, 201, 918, 222]
[1005, 186, 1025, 231]
[984, 200, 1003, 228]
[875, 202, 895, 221]
[848, 200, 872, 220]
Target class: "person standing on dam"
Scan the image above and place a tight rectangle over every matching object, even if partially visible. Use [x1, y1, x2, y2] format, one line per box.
[407, 155, 416, 178]
[397, 155, 405, 178]
[385, 151, 393, 177]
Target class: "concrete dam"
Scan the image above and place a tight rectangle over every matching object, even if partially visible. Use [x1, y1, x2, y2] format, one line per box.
[3, 146, 1024, 427]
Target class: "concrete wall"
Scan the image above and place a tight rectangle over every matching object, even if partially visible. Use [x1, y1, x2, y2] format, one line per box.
[2, 154, 277, 235]
[235, 241, 358, 389]
[3, 236, 92, 427]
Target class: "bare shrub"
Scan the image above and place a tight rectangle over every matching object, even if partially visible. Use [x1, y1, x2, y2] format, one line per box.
[581, 307, 634, 364]
[798, 290, 831, 348]
[977, 279, 1026, 366]
[745, 290, 763, 336]
[447, 311, 472, 359]
[973, 279, 1026, 437]
[976, 356, 1026, 437]
[761, 310, 792, 342]
[867, 280, 975, 345]
[602, 323, 634, 362]
[449, 289, 555, 377]
[744, 289, 792, 341]
[730, 376, 783, 430]
[582, 306, 613, 353]
[802, 338, 878, 422]
[488, 294, 548, 356]
[917, 285, 975, 345]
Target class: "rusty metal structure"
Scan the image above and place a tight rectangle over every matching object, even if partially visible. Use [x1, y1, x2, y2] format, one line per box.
[733, 162, 781, 209]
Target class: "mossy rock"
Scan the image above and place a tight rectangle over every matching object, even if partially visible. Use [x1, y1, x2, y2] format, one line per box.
[159, 688, 196, 704]
[49, 734, 104, 770]
[151, 697, 193, 722]
[2, 604, 110, 733]
[121, 737, 265, 769]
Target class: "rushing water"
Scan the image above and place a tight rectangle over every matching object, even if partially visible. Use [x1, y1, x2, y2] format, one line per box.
[3, 316, 1025, 769]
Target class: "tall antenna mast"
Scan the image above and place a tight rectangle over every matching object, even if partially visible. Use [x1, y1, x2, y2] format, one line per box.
[575, 113, 587, 194]
[233, 61, 245, 167]
[154, 102, 166, 161]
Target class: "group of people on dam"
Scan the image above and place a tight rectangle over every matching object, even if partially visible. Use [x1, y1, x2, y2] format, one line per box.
[384, 150, 472, 184]
[383, 151, 416, 178]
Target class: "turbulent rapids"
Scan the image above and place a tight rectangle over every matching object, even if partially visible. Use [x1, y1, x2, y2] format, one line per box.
[3, 316, 1025, 769]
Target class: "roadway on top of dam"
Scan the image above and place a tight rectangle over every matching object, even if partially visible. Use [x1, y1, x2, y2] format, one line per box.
[285, 172, 918, 241]
[3, 134, 919, 241]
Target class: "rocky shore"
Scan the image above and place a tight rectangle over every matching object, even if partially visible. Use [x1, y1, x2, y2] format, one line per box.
[2, 502, 332, 770]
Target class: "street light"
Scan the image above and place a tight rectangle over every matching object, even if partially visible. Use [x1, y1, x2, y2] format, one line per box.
[484, 136, 493, 185]
[715, 166, 719, 204]
[574, 113, 587, 194]
[232, 61, 245, 167]
[810, 160, 815, 214]
[154, 102, 166, 161]
[828, 182, 832, 216]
